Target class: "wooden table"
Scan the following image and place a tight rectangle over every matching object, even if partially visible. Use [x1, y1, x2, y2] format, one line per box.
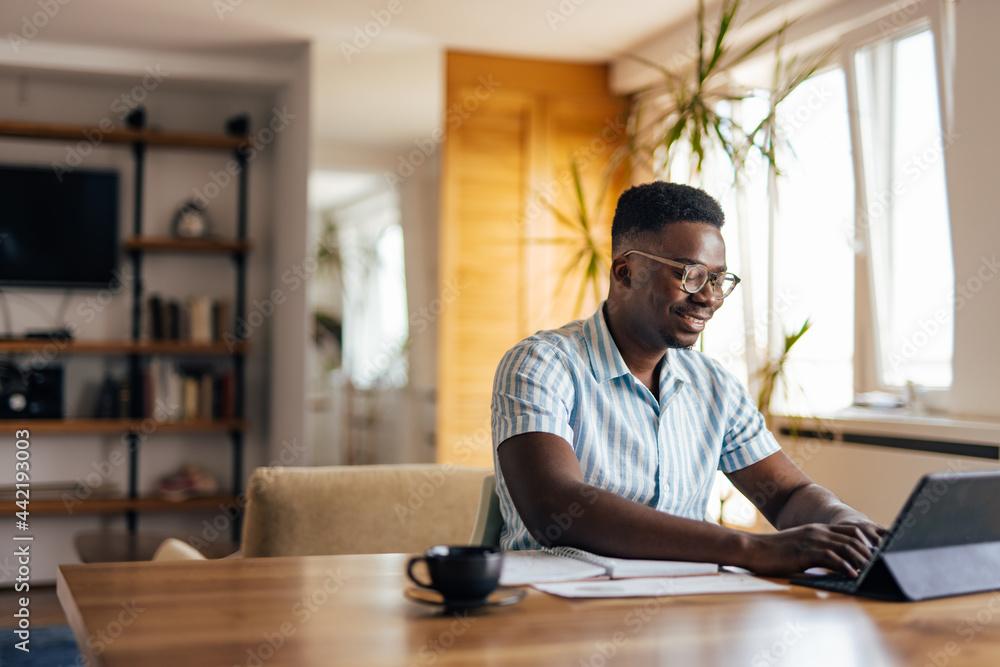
[58, 553, 1000, 666]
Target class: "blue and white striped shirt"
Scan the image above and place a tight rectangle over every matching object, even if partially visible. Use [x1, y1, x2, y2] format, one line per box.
[491, 304, 780, 551]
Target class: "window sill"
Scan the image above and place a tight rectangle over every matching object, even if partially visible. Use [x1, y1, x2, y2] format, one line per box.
[773, 408, 1000, 460]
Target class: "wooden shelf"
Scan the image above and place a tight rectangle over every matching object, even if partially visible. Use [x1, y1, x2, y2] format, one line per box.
[0, 119, 250, 151]
[0, 419, 247, 435]
[125, 237, 251, 254]
[0, 339, 247, 355]
[0, 494, 238, 517]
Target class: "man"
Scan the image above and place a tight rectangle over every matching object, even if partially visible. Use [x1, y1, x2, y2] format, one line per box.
[491, 181, 884, 576]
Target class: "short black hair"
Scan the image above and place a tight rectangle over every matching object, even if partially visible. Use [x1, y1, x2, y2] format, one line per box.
[611, 182, 725, 255]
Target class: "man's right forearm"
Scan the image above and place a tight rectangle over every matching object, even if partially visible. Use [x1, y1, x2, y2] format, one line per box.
[523, 477, 757, 567]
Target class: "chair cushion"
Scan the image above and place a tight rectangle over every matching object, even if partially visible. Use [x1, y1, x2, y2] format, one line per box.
[242, 464, 492, 557]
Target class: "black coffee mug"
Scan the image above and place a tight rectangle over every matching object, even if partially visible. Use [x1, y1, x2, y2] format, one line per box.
[406, 545, 503, 603]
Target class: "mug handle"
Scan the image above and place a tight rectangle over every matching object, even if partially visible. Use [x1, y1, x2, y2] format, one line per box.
[406, 556, 433, 589]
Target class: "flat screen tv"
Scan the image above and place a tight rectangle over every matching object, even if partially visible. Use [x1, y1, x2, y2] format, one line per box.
[0, 164, 120, 288]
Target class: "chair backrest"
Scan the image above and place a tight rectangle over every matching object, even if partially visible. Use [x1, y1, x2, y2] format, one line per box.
[468, 473, 504, 548]
[241, 464, 492, 557]
[150, 537, 208, 562]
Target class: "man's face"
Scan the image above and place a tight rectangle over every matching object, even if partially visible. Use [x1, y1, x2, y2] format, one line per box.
[624, 221, 728, 350]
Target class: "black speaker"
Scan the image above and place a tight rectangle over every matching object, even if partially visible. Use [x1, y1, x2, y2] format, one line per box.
[0, 362, 64, 419]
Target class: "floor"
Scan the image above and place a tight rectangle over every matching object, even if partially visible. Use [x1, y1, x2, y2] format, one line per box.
[0, 585, 66, 627]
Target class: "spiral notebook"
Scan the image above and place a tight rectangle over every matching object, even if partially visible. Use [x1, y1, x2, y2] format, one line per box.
[499, 547, 719, 586]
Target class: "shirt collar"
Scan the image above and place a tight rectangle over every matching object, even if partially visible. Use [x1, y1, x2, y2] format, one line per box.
[584, 303, 639, 383]
[584, 303, 693, 391]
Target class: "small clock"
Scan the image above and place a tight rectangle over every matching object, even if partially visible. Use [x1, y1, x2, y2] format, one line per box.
[171, 200, 212, 238]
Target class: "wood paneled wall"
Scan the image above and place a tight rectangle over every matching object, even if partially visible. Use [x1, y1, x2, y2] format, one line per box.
[437, 51, 626, 466]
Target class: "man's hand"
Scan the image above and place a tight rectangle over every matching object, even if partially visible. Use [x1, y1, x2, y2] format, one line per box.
[831, 517, 887, 550]
[741, 523, 877, 577]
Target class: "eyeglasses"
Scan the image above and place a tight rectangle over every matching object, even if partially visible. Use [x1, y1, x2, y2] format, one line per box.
[623, 250, 741, 298]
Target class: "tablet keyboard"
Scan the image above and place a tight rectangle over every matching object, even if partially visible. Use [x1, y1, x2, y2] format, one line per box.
[792, 573, 859, 594]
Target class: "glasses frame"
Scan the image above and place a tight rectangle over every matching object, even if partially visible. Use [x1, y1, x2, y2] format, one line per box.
[623, 250, 741, 298]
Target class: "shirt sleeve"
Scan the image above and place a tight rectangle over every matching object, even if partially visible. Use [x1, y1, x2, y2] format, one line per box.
[717, 369, 781, 473]
[491, 339, 576, 449]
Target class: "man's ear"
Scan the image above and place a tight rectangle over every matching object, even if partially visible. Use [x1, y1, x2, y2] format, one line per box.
[611, 256, 631, 287]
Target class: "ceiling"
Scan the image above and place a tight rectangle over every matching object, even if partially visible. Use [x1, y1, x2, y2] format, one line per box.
[3, 0, 706, 150]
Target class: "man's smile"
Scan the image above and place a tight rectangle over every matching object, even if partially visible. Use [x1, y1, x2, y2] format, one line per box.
[675, 309, 713, 332]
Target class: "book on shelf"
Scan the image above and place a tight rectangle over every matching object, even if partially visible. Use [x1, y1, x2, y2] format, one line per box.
[168, 300, 181, 341]
[211, 299, 231, 343]
[143, 359, 234, 421]
[499, 547, 720, 586]
[92, 374, 120, 419]
[147, 294, 232, 344]
[189, 296, 212, 343]
[148, 295, 164, 339]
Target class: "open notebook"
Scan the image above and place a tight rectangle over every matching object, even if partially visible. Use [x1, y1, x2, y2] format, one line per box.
[499, 547, 719, 586]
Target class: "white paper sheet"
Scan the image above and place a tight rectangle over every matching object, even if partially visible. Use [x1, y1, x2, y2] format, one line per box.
[533, 574, 788, 598]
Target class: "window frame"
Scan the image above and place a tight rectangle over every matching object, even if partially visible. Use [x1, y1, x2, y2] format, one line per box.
[841, 3, 956, 402]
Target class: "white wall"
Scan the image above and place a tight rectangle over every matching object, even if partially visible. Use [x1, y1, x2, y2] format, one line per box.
[0, 43, 309, 582]
[267, 45, 312, 466]
[784, 432, 1000, 525]
[946, 0, 1000, 418]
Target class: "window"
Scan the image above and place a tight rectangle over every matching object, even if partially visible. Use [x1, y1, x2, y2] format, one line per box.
[695, 74, 857, 417]
[331, 193, 409, 389]
[308, 172, 409, 389]
[650, 8, 954, 414]
[852, 27, 954, 390]
[770, 68, 856, 415]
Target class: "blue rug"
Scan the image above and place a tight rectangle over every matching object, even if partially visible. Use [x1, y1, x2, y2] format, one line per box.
[1, 625, 81, 666]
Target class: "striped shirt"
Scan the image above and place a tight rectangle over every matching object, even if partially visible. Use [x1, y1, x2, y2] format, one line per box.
[491, 304, 780, 551]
